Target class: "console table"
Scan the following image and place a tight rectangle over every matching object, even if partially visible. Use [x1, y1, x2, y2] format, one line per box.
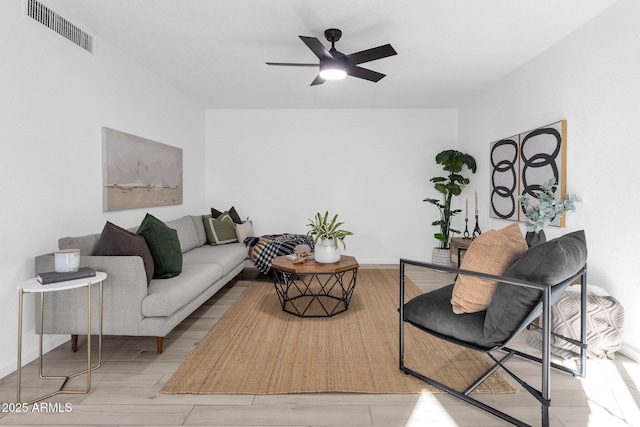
[271, 255, 359, 317]
[450, 237, 473, 267]
[16, 272, 106, 404]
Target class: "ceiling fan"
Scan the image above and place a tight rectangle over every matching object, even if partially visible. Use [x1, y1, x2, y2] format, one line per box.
[266, 28, 397, 86]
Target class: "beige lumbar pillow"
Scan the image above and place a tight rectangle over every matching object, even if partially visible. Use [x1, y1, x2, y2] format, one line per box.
[450, 223, 528, 314]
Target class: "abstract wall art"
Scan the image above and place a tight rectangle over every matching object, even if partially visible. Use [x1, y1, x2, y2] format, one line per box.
[489, 135, 520, 221]
[489, 120, 567, 226]
[102, 127, 183, 211]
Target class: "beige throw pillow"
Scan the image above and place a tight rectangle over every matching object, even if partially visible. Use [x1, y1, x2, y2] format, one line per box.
[235, 220, 254, 244]
[450, 223, 528, 314]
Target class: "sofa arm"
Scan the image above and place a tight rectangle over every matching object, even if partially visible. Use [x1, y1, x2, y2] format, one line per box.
[35, 254, 148, 336]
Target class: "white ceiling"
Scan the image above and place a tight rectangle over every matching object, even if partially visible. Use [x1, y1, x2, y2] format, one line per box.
[49, 0, 618, 109]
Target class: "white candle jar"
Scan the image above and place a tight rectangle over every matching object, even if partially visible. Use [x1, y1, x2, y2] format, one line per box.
[54, 249, 80, 273]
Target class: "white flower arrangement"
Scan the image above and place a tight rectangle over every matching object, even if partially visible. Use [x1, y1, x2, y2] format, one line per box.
[518, 178, 580, 233]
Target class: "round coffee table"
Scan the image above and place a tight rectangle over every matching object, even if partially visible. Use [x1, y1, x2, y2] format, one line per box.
[271, 255, 359, 317]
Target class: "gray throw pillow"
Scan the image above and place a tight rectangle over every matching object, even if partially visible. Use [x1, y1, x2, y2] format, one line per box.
[483, 230, 587, 346]
[92, 221, 155, 285]
[137, 214, 182, 279]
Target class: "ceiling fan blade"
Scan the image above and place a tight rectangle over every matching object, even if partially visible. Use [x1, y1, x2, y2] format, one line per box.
[346, 44, 397, 65]
[266, 62, 318, 67]
[310, 75, 326, 86]
[299, 36, 333, 60]
[346, 65, 386, 82]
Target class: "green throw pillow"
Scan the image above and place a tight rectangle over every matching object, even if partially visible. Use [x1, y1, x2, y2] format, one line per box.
[202, 212, 238, 245]
[137, 213, 182, 279]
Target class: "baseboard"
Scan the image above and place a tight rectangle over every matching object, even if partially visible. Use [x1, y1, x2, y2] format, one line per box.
[357, 260, 399, 266]
[620, 342, 640, 362]
[0, 335, 69, 382]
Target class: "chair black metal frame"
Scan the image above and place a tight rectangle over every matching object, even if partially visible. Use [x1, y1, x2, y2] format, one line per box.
[399, 258, 588, 427]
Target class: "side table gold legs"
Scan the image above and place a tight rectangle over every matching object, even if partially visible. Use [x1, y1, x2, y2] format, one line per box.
[16, 279, 103, 405]
[16, 288, 24, 402]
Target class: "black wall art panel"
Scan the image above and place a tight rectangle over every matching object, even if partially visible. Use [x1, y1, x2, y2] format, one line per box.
[490, 136, 519, 221]
[489, 120, 567, 226]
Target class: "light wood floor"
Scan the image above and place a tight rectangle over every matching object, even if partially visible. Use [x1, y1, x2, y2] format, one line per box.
[1, 266, 638, 426]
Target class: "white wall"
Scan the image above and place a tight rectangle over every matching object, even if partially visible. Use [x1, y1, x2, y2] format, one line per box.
[458, 0, 640, 359]
[205, 109, 459, 264]
[0, 2, 206, 378]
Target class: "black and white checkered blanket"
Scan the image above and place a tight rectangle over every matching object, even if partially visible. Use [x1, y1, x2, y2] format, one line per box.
[246, 234, 315, 274]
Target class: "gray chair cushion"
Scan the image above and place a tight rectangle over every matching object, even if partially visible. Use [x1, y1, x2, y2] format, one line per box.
[403, 284, 489, 349]
[484, 230, 587, 345]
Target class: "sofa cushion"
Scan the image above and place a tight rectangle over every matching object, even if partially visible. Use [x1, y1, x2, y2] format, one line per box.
[182, 243, 249, 275]
[137, 213, 183, 279]
[92, 221, 155, 285]
[202, 213, 238, 245]
[484, 230, 587, 346]
[142, 263, 224, 317]
[59, 233, 101, 256]
[404, 284, 489, 349]
[190, 215, 208, 247]
[164, 215, 200, 253]
[450, 223, 527, 314]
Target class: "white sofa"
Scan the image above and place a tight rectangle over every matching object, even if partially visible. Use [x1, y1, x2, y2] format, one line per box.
[34, 214, 252, 354]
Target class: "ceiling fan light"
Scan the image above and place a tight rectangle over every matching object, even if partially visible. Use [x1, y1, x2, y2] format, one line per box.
[319, 65, 346, 80]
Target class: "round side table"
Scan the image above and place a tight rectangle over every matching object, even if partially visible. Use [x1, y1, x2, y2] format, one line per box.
[16, 271, 107, 404]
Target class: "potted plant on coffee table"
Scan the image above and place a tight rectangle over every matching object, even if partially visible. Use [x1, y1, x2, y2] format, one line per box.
[424, 149, 477, 266]
[307, 211, 353, 263]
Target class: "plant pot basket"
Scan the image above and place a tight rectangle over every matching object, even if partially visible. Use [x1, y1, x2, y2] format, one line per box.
[431, 248, 453, 267]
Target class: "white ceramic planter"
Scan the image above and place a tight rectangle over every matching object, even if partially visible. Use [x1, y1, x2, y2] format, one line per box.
[431, 247, 453, 267]
[314, 240, 341, 263]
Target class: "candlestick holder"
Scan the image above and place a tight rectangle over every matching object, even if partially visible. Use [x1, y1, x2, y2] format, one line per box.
[463, 219, 470, 239]
[472, 214, 482, 238]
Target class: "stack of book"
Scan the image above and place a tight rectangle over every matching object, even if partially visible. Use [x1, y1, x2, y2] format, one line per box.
[37, 267, 96, 284]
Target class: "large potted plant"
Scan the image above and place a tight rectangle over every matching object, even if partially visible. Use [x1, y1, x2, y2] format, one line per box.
[307, 211, 353, 263]
[424, 150, 477, 265]
[518, 178, 580, 247]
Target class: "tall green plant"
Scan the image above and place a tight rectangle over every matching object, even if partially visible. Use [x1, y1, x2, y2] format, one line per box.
[423, 150, 477, 249]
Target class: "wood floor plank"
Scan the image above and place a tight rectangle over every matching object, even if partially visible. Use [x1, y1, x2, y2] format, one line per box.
[0, 404, 191, 425]
[81, 386, 255, 406]
[184, 404, 372, 426]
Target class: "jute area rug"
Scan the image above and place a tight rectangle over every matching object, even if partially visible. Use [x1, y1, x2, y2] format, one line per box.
[161, 269, 516, 395]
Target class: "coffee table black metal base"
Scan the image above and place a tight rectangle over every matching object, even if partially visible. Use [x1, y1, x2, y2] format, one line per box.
[271, 255, 359, 318]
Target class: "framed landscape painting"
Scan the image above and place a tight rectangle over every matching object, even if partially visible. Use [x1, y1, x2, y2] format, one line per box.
[102, 127, 183, 211]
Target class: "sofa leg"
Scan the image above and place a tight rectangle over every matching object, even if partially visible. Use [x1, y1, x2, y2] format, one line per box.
[157, 337, 164, 354]
[71, 335, 78, 352]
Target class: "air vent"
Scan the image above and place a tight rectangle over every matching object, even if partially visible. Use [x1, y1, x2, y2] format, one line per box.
[26, 0, 94, 53]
